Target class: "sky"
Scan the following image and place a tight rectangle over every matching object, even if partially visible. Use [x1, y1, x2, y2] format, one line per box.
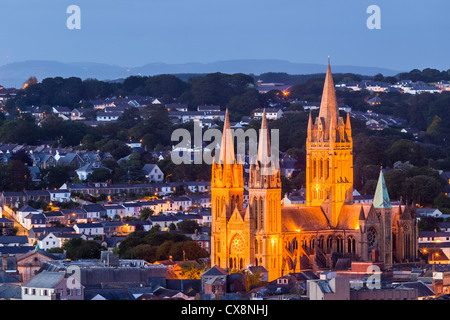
[0, 0, 448, 71]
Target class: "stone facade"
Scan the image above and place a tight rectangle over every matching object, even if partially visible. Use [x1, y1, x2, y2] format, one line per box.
[211, 63, 418, 281]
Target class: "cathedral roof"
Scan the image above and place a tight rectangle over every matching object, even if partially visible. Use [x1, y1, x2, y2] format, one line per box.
[281, 206, 329, 232]
[336, 204, 371, 230]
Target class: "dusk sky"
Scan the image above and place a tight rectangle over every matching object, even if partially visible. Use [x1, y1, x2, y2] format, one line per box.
[0, 0, 448, 72]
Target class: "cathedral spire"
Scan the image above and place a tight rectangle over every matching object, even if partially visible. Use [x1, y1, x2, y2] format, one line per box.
[218, 108, 236, 165]
[345, 111, 352, 131]
[307, 110, 313, 133]
[257, 109, 271, 163]
[318, 61, 338, 130]
[373, 168, 392, 209]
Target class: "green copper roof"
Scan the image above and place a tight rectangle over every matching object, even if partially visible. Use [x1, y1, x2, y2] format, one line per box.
[373, 169, 391, 209]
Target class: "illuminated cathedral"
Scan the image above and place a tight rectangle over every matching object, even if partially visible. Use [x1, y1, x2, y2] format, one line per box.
[210, 62, 418, 281]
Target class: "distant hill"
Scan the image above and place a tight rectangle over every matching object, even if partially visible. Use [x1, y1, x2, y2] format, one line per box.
[0, 59, 402, 88]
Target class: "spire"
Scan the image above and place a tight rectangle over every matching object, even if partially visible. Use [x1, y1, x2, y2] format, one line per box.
[345, 111, 351, 131]
[373, 168, 392, 209]
[318, 61, 338, 130]
[307, 110, 313, 132]
[257, 109, 271, 163]
[218, 108, 236, 165]
[359, 205, 366, 220]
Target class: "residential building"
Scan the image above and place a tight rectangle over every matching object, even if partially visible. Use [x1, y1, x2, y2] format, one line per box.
[142, 164, 164, 182]
[22, 271, 84, 300]
[73, 223, 104, 236]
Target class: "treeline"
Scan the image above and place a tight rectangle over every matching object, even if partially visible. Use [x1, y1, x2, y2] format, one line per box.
[117, 228, 209, 263]
[6, 73, 277, 121]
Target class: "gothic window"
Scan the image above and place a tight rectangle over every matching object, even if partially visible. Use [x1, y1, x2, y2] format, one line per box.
[336, 236, 344, 253]
[319, 159, 323, 179]
[301, 237, 308, 250]
[318, 236, 324, 250]
[290, 238, 298, 253]
[255, 239, 258, 255]
[347, 236, 356, 254]
[253, 197, 258, 231]
[215, 198, 220, 219]
[367, 226, 378, 250]
[403, 224, 411, 260]
[313, 160, 317, 179]
[324, 159, 329, 179]
[326, 236, 333, 251]
[230, 233, 245, 254]
[259, 197, 264, 230]
[310, 237, 315, 250]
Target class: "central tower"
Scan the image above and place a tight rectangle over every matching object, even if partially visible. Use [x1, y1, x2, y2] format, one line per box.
[305, 61, 353, 227]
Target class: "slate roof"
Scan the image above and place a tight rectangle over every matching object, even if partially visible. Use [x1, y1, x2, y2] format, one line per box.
[281, 206, 329, 232]
[0, 284, 22, 300]
[395, 281, 434, 297]
[82, 204, 107, 212]
[23, 272, 66, 289]
[202, 265, 227, 277]
[0, 236, 29, 245]
[0, 271, 21, 284]
[85, 289, 136, 300]
[17, 205, 39, 212]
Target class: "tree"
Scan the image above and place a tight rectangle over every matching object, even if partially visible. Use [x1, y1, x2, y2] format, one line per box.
[386, 139, 425, 166]
[139, 207, 154, 220]
[42, 166, 73, 189]
[87, 168, 112, 182]
[62, 238, 102, 259]
[403, 175, 444, 205]
[180, 262, 205, 279]
[177, 220, 201, 234]
[6, 160, 32, 191]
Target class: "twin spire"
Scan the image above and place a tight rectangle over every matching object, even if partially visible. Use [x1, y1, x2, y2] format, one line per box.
[218, 108, 273, 168]
[218, 108, 236, 165]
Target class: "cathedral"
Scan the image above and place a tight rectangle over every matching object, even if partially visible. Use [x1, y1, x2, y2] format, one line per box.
[210, 62, 418, 281]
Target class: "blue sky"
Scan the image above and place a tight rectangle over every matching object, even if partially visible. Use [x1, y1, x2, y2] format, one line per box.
[0, 0, 448, 71]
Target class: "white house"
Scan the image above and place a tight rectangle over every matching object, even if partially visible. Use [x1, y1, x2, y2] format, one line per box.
[103, 204, 126, 219]
[171, 196, 193, 212]
[253, 108, 283, 120]
[96, 111, 122, 122]
[185, 181, 210, 193]
[142, 164, 164, 182]
[49, 189, 71, 203]
[122, 202, 142, 217]
[417, 208, 445, 218]
[74, 223, 104, 236]
[23, 213, 46, 230]
[75, 163, 112, 181]
[37, 232, 83, 251]
[15, 205, 41, 226]
[22, 271, 84, 300]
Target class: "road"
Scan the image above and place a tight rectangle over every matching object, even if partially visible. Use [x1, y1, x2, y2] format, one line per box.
[2, 210, 29, 236]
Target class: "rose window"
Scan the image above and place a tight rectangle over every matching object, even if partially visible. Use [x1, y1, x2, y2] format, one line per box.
[231, 234, 245, 254]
